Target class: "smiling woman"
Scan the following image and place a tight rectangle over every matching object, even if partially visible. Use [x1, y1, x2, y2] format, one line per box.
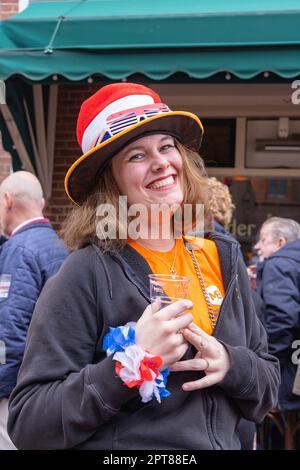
[111, 134, 184, 207]
[7, 83, 280, 450]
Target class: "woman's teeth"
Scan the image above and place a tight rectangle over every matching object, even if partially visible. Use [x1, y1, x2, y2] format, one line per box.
[148, 176, 175, 189]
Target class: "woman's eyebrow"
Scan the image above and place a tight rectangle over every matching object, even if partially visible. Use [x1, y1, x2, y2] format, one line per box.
[123, 136, 174, 154]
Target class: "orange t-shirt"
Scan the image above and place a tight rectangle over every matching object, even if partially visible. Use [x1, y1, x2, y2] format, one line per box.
[129, 237, 224, 335]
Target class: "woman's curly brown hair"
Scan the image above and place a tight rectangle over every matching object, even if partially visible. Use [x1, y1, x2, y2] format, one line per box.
[206, 177, 235, 229]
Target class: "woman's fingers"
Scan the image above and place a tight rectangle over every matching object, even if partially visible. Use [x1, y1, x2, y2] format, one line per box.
[188, 322, 210, 338]
[163, 341, 189, 368]
[167, 321, 231, 389]
[139, 300, 160, 323]
[168, 313, 193, 332]
[174, 333, 186, 346]
[156, 300, 193, 321]
[170, 351, 224, 390]
[182, 373, 221, 391]
[176, 342, 189, 360]
[170, 357, 209, 372]
[150, 299, 162, 314]
[182, 327, 216, 357]
[140, 300, 193, 328]
[146, 302, 193, 336]
[136, 300, 193, 366]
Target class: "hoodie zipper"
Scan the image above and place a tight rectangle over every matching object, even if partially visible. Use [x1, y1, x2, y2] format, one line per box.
[109, 252, 151, 303]
[203, 235, 239, 449]
[203, 391, 222, 449]
[201, 274, 239, 450]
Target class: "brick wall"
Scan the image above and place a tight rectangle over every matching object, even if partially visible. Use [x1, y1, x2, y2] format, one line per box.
[44, 84, 99, 231]
[0, 144, 11, 183]
[0, 0, 19, 20]
[0, 118, 11, 184]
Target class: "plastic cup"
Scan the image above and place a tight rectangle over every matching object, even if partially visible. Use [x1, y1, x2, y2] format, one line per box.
[149, 274, 191, 311]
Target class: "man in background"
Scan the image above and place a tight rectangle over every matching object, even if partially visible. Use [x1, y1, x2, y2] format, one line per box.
[205, 177, 260, 450]
[255, 217, 300, 414]
[0, 171, 68, 449]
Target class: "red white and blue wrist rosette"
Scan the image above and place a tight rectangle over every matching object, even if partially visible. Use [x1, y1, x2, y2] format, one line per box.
[103, 323, 170, 403]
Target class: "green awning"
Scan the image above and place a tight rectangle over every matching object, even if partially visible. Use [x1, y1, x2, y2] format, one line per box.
[0, 79, 58, 199]
[1, 0, 300, 81]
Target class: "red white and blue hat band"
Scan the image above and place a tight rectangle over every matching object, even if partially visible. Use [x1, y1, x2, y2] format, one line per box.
[81, 94, 170, 153]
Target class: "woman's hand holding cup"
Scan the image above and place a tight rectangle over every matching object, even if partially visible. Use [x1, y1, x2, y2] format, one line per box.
[135, 299, 193, 368]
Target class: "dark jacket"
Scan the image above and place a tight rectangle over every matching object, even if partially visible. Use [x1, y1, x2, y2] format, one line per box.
[0, 221, 68, 399]
[0, 235, 7, 246]
[214, 221, 244, 258]
[214, 222, 264, 322]
[251, 289, 265, 325]
[8, 233, 279, 450]
[214, 221, 230, 237]
[256, 238, 300, 411]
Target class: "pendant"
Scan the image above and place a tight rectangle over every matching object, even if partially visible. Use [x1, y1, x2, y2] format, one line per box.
[170, 267, 176, 276]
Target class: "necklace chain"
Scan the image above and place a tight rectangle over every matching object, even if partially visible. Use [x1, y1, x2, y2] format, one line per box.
[142, 241, 177, 275]
[139, 241, 217, 329]
[187, 248, 217, 329]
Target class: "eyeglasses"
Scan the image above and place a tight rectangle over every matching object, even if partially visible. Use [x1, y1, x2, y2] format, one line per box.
[94, 102, 170, 147]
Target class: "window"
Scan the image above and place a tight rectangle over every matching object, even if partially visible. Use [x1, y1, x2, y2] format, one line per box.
[200, 119, 236, 168]
[224, 176, 300, 259]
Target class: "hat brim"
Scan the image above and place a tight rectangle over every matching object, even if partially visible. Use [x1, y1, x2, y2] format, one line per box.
[65, 111, 204, 205]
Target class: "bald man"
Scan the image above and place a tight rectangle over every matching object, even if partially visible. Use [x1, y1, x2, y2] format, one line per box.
[0, 172, 68, 449]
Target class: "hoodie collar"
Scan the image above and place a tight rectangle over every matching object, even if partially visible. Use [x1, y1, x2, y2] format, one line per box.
[268, 237, 300, 262]
[108, 232, 239, 300]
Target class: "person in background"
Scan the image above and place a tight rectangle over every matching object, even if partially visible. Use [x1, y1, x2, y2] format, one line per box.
[246, 231, 266, 293]
[293, 363, 300, 397]
[205, 177, 235, 238]
[254, 217, 300, 414]
[205, 177, 264, 321]
[0, 171, 68, 449]
[246, 253, 260, 291]
[8, 83, 279, 450]
[0, 219, 7, 247]
[205, 176, 262, 450]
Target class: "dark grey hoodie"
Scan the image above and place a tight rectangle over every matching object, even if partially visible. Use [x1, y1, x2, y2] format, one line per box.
[8, 234, 279, 449]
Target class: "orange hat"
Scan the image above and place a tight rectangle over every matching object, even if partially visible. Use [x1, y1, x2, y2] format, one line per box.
[65, 82, 204, 204]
